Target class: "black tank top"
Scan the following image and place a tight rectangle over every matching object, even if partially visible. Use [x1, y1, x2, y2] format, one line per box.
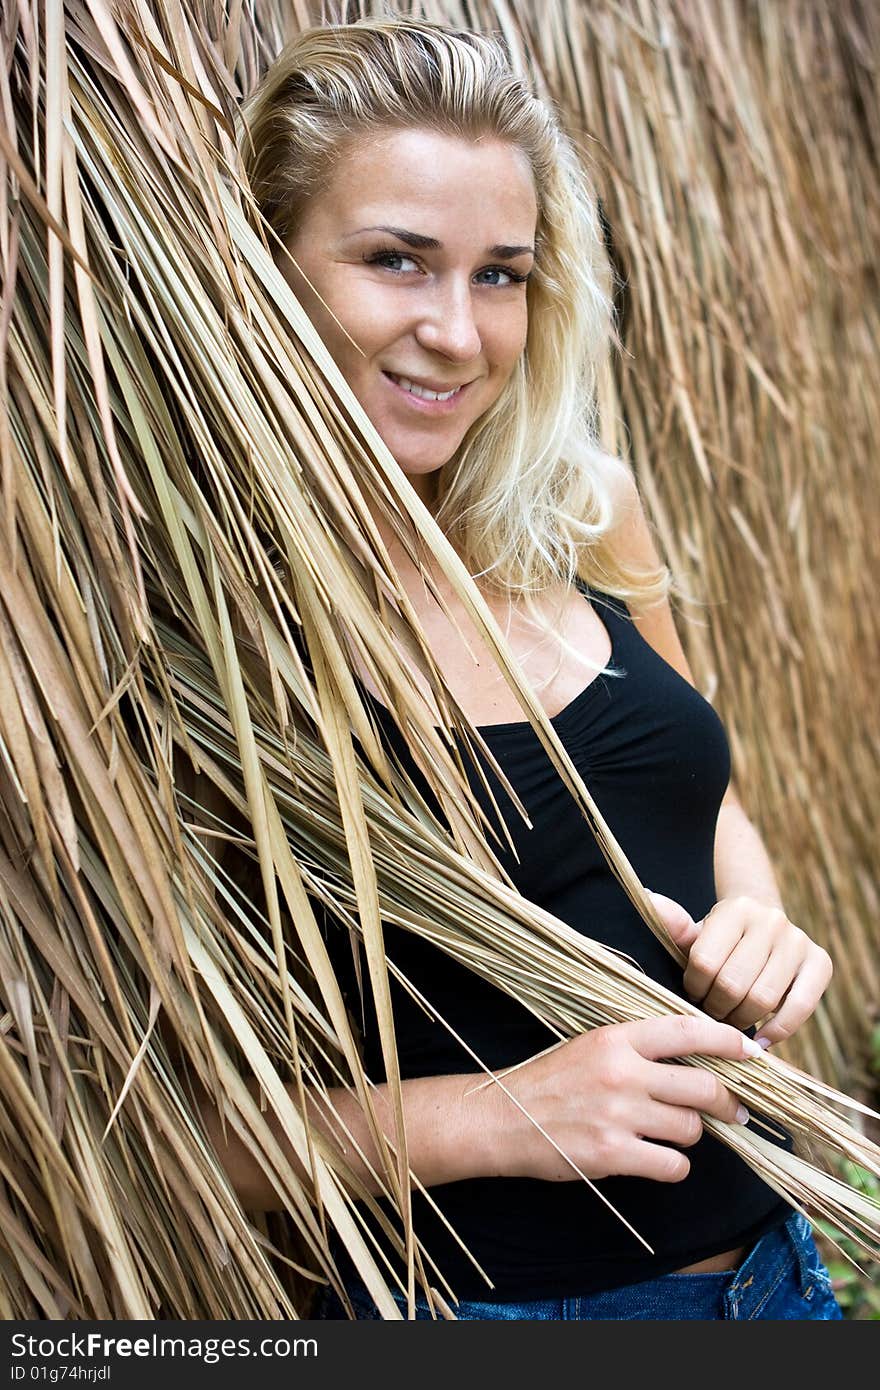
[321, 579, 792, 1301]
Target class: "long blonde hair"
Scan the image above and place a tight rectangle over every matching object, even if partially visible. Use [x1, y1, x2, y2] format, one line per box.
[237, 15, 671, 686]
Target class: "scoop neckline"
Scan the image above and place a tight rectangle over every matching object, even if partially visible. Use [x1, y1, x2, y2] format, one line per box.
[358, 582, 618, 738]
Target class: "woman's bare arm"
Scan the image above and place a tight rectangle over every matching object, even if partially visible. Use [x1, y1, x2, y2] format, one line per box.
[197, 1070, 498, 1209]
[197, 1016, 757, 1209]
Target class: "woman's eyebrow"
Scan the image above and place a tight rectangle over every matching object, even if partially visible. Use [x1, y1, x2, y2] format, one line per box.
[348, 224, 535, 258]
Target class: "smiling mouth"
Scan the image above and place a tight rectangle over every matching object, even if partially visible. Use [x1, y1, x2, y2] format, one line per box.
[383, 371, 471, 402]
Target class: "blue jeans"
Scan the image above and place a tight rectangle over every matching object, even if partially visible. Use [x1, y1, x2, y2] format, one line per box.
[312, 1211, 842, 1320]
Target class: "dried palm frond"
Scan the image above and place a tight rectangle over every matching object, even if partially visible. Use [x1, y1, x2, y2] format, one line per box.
[0, 0, 877, 1319]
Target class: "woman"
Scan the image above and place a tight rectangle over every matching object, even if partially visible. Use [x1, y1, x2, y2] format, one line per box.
[230, 16, 840, 1319]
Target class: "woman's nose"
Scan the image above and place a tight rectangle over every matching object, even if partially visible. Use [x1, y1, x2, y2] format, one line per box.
[414, 279, 482, 362]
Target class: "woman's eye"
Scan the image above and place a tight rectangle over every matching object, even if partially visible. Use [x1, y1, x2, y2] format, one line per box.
[476, 266, 527, 287]
[363, 251, 529, 286]
[364, 250, 419, 274]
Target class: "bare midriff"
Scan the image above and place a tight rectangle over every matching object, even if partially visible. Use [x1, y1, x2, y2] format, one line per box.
[674, 1244, 748, 1274]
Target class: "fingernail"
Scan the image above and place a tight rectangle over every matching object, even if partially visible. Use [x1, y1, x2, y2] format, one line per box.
[736, 1105, 750, 1125]
[742, 1037, 765, 1057]
[755, 1037, 772, 1050]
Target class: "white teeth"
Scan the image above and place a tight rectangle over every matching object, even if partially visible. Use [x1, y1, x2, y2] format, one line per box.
[389, 374, 462, 401]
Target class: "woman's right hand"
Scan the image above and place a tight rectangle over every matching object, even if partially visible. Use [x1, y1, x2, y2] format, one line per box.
[485, 1015, 758, 1184]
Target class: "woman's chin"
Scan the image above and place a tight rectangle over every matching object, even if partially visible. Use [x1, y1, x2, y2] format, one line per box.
[383, 443, 456, 483]
[363, 419, 463, 492]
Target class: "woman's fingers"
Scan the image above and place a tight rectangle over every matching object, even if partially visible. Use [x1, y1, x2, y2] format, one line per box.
[700, 930, 773, 1021]
[646, 890, 702, 951]
[645, 1061, 747, 1125]
[653, 895, 833, 1048]
[638, 1099, 703, 1145]
[750, 947, 834, 1045]
[720, 932, 808, 1030]
[681, 904, 748, 1003]
[635, 1100, 712, 1148]
[626, 1013, 759, 1064]
[614, 1135, 692, 1184]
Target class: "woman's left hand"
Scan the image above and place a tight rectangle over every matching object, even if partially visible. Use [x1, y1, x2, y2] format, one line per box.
[646, 892, 833, 1046]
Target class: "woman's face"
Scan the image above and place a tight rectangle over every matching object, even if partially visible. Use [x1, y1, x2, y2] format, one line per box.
[281, 127, 538, 507]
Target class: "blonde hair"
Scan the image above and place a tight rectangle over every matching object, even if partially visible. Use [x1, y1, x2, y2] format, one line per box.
[237, 15, 672, 688]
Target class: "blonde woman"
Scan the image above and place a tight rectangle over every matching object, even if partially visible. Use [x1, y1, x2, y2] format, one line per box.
[227, 16, 840, 1319]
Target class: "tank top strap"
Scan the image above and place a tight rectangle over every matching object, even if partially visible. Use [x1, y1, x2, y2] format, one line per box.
[574, 574, 630, 623]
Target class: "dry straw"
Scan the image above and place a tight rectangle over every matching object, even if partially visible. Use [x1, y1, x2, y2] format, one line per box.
[0, 0, 877, 1318]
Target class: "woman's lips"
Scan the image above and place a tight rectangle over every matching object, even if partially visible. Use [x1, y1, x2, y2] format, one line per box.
[382, 371, 472, 414]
